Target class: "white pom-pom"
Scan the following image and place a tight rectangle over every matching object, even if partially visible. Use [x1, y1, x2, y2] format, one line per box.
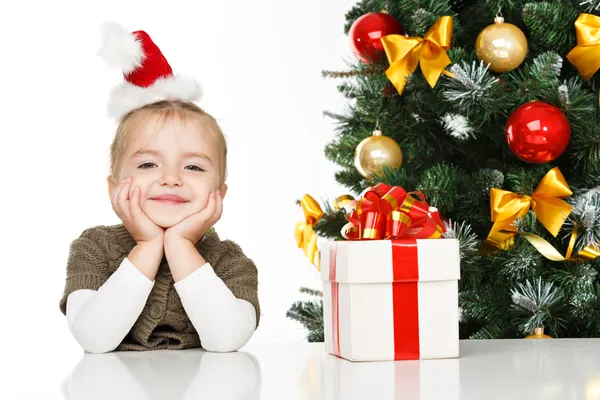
[97, 22, 145, 74]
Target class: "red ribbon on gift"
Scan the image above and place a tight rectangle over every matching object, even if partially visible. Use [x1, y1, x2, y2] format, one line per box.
[341, 183, 446, 240]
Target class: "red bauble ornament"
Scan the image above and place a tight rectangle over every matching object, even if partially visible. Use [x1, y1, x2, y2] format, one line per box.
[505, 101, 571, 164]
[349, 12, 404, 64]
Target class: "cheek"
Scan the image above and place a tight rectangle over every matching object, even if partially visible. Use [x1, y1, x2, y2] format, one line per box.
[129, 177, 151, 195]
[187, 188, 213, 211]
[193, 192, 210, 208]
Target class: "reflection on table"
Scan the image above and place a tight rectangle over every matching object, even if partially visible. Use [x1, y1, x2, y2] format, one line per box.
[62, 348, 260, 400]
[61, 339, 600, 400]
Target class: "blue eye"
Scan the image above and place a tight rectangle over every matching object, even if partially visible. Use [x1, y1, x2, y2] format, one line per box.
[187, 165, 205, 172]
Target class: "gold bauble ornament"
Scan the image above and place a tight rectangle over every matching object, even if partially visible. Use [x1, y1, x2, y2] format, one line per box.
[354, 129, 402, 178]
[475, 16, 528, 73]
[525, 327, 552, 339]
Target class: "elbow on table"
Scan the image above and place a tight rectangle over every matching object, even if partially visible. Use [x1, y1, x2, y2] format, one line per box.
[194, 301, 257, 353]
[74, 330, 120, 354]
[201, 336, 249, 353]
[81, 342, 119, 354]
[71, 332, 120, 354]
[200, 327, 254, 353]
[69, 322, 120, 354]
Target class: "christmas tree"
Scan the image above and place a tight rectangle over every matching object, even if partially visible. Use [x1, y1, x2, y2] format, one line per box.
[289, 0, 600, 342]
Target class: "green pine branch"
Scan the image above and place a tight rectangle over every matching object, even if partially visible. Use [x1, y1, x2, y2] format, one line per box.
[286, 287, 324, 342]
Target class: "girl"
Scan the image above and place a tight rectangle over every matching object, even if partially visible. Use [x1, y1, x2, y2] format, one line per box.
[58, 23, 260, 353]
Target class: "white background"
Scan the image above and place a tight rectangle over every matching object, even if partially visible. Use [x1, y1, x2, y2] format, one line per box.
[0, 0, 357, 395]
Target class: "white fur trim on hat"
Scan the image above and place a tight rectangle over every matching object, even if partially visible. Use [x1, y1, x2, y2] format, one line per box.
[97, 22, 145, 75]
[107, 74, 203, 119]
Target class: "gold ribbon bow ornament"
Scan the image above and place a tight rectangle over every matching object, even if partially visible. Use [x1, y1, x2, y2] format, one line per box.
[567, 13, 600, 80]
[484, 167, 599, 261]
[295, 194, 324, 270]
[487, 167, 573, 245]
[294, 194, 358, 270]
[380, 16, 456, 95]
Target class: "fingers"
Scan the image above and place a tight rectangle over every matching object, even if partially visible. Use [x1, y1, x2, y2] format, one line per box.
[117, 178, 132, 222]
[111, 178, 129, 218]
[201, 192, 217, 218]
[212, 189, 223, 223]
[129, 185, 156, 233]
[129, 185, 142, 222]
[203, 190, 223, 226]
[111, 178, 126, 205]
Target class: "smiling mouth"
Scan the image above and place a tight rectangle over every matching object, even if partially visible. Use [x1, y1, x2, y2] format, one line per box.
[151, 199, 188, 206]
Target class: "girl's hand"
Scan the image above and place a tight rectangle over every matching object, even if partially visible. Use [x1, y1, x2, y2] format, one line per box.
[164, 189, 223, 245]
[111, 177, 164, 244]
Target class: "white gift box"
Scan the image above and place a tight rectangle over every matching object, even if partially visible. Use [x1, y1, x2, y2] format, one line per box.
[321, 238, 461, 362]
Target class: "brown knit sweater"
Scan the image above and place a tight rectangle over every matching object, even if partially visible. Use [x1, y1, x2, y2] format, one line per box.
[58, 224, 260, 351]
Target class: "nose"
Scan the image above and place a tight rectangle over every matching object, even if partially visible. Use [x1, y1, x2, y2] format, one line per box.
[159, 166, 183, 187]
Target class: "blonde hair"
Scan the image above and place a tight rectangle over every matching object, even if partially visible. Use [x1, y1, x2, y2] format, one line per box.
[109, 100, 227, 184]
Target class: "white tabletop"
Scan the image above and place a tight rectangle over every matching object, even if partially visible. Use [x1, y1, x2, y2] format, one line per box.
[58, 339, 600, 400]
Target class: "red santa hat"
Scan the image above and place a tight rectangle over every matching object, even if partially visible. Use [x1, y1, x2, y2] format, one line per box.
[97, 22, 202, 119]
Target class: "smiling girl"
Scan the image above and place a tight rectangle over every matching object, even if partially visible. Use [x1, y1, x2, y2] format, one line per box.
[58, 23, 260, 354]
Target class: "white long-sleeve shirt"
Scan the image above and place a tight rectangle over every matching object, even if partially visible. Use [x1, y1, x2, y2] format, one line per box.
[66, 257, 256, 354]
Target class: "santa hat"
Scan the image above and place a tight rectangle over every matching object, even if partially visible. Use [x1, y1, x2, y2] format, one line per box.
[97, 22, 202, 120]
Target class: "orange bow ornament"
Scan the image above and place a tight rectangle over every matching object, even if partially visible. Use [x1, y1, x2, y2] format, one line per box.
[295, 194, 324, 270]
[567, 13, 600, 80]
[380, 16, 455, 95]
[484, 167, 573, 250]
[341, 183, 445, 240]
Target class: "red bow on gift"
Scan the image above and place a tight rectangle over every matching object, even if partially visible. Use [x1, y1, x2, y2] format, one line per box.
[341, 183, 446, 240]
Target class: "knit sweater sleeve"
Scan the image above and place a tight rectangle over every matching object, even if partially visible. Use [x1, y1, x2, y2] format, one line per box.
[174, 263, 257, 352]
[65, 257, 155, 353]
[209, 239, 260, 328]
[59, 229, 111, 316]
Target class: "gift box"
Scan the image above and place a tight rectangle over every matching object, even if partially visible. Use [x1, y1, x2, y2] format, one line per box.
[321, 238, 461, 362]
[319, 183, 461, 362]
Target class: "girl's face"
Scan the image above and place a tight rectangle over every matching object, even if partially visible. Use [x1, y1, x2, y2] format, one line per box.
[108, 113, 226, 229]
